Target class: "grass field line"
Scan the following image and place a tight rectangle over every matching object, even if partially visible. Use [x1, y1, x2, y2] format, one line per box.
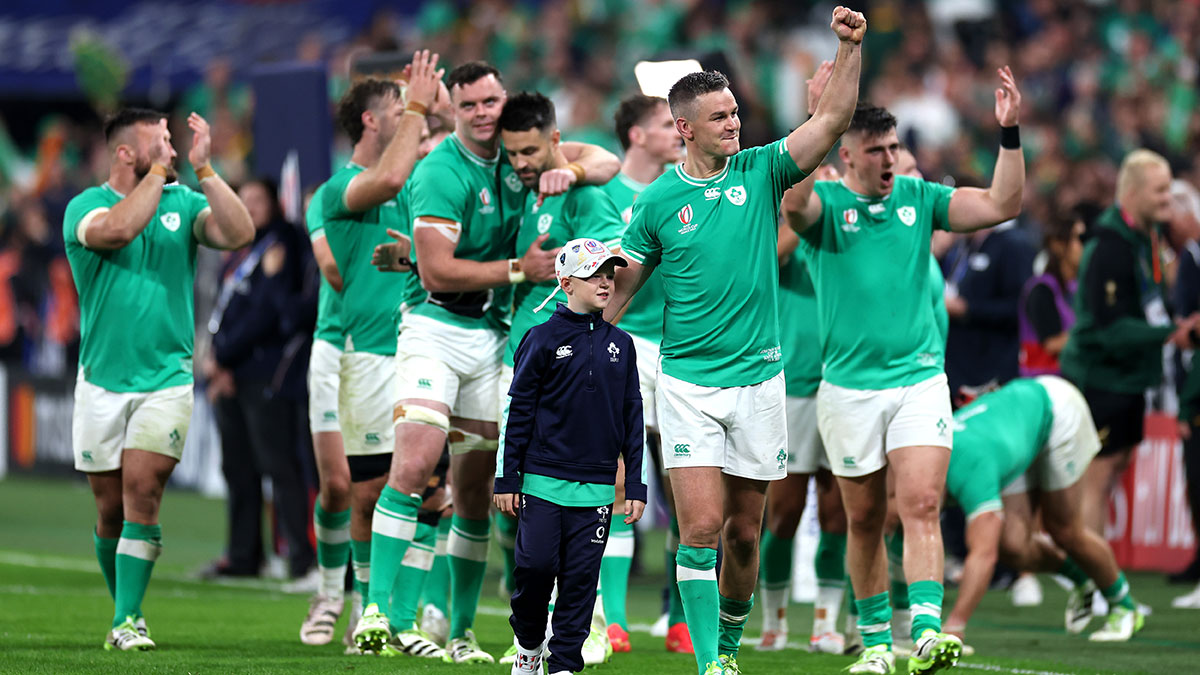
[0, 549, 286, 593]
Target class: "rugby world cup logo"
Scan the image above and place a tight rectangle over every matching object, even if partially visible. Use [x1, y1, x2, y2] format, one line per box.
[678, 204, 692, 225]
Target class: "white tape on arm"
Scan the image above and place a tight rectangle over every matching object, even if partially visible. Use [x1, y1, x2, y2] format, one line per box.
[75, 207, 110, 248]
[414, 217, 462, 244]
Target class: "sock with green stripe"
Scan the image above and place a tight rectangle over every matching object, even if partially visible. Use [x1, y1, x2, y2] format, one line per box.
[813, 531, 847, 636]
[94, 530, 118, 601]
[447, 515, 490, 639]
[494, 511, 518, 597]
[367, 486, 421, 611]
[907, 580, 944, 641]
[112, 521, 162, 628]
[758, 530, 792, 632]
[855, 591, 893, 649]
[389, 521, 437, 631]
[420, 517, 452, 615]
[676, 544, 720, 674]
[666, 517, 686, 626]
[351, 538, 370, 599]
[314, 503, 351, 601]
[1101, 572, 1136, 611]
[718, 594, 754, 659]
[885, 531, 910, 610]
[1058, 557, 1091, 588]
[601, 516, 635, 629]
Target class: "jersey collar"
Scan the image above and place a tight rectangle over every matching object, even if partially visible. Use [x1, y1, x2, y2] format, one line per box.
[450, 133, 499, 168]
[674, 160, 730, 187]
[617, 172, 649, 192]
[837, 178, 892, 203]
[102, 182, 126, 198]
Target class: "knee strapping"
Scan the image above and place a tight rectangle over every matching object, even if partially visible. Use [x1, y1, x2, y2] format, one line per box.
[448, 428, 498, 454]
[394, 403, 451, 432]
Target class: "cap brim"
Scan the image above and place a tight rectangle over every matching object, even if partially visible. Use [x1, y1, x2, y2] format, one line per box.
[569, 253, 627, 278]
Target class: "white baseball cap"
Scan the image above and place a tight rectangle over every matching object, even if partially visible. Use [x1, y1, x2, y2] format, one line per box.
[533, 238, 627, 312]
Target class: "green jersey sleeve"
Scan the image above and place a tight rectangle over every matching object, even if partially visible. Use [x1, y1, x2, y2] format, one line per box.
[407, 154, 471, 223]
[567, 186, 626, 249]
[922, 179, 956, 232]
[620, 193, 661, 268]
[180, 186, 211, 241]
[306, 185, 326, 239]
[945, 452, 1003, 521]
[63, 187, 113, 246]
[321, 168, 358, 222]
[744, 138, 808, 202]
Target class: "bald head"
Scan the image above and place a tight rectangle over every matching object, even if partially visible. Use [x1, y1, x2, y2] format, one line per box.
[1117, 149, 1172, 226]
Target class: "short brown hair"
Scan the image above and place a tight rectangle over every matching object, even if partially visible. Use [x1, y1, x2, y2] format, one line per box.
[336, 78, 401, 144]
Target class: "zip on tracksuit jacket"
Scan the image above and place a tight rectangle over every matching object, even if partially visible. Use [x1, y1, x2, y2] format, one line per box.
[495, 303, 647, 502]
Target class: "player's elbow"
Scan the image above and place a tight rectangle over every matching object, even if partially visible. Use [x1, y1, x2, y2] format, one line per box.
[418, 267, 454, 293]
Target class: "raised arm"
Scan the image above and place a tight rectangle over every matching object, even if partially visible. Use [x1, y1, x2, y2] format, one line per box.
[785, 7, 865, 174]
[946, 66, 1024, 233]
[183, 114, 253, 251]
[80, 171, 166, 250]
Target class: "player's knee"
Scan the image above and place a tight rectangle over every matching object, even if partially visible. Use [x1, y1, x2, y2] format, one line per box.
[322, 474, 352, 505]
[845, 498, 887, 533]
[448, 427, 498, 455]
[898, 488, 941, 524]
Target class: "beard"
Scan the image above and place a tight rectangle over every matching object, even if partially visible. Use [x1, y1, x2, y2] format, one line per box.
[135, 153, 177, 183]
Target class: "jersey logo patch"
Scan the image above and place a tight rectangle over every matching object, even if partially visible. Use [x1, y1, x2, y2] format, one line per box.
[842, 209, 860, 232]
[505, 172, 523, 192]
[898, 205, 916, 226]
[704, 186, 721, 200]
[724, 185, 747, 206]
[678, 204, 693, 225]
[608, 341, 620, 362]
[160, 212, 181, 232]
[478, 187, 495, 214]
[537, 213, 553, 234]
[621, 206, 633, 224]
[556, 345, 574, 359]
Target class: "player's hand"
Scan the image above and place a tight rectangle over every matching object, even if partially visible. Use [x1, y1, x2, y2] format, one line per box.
[830, 6, 866, 44]
[943, 292, 967, 319]
[994, 65, 1021, 127]
[493, 492, 520, 518]
[372, 228, 414, 272]
[806, 60, 834, 116]
[431, 79, 455, 131]
[520, 233, 560, 283]
[537, 168, 577, 207]
[623, 499, 645, 525]
[187, 113, 212, 169]
[1179, 420, 1193, 441]
[405, 50, 445, 111]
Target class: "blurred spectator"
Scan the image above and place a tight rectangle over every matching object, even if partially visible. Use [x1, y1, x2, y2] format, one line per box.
[203, 177, 316, 579]
[1171, 179, 1200, 585]
[1018, 210, 1085, 376]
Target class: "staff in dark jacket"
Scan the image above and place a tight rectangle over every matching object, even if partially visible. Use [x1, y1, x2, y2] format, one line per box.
[1060, 149, 1196, 540]
[494, 238, 646, 675]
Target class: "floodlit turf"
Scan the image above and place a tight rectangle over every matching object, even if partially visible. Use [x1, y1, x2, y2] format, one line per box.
[0, 476, 1197, 674]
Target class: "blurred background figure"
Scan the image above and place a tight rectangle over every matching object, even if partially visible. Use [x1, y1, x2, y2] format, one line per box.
[1019, 210, 1086, 378]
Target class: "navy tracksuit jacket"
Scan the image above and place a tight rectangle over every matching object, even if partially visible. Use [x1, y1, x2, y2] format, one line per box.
[496, 303, 646, 672]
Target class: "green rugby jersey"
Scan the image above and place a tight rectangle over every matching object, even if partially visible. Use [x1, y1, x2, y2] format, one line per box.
[305, 182, 344, 348]
[945, 378, 1054, 519]
[406, 133, 525, 332]
[621, 139, 806, 387]
[504, 184, 625, 367]
[64, 182, 209, 392]
[778, 248, 822, 398]
[322, 164, 424, 356]
[929, 255, 948, 346]
[603, 172, 667, 344]
[799, 176, 955, 390]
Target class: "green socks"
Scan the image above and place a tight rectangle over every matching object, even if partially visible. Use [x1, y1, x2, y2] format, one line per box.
[677, 544, 719, 673]
[351, 539, 370, 598]
[94, 530, 118, 601]
[494, 511, 518, 596]
[1058, 557, 1091, 588]
[447, 515, 490, 639]
[601, 517, 635, 629]
[666, 518, 686, 626]
[758, 530, 792, 631]
[112, 521, 162, 628]
[389, 521, 437, 630]
[314, 503, 351, 600]
[420, 516, 452, 615]
[718, 594, 754, 659]
[367, 486, 421, 610]
[1102, 573, 1136, 611]
[908, 580, 944, 640]
[855, 591, 893, 649]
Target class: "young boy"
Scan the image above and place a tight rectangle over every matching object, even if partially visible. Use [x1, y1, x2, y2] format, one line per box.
[495, 238, 648, 675]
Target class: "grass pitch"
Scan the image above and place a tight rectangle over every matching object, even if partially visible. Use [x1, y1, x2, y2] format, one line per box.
[0, 476, 1197, 674]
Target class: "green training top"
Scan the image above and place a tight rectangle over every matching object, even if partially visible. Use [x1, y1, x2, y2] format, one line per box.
[504, 184, 625, 367]
[800, 176, 955, 390]
[930, 255, 948, 346]
[620, 139, 807, 388]
[64, 182, 209, 392]
[406, 133, 524, 332]
[945, 378, 1054, 519]
[603, 172, 667, 344]
[305, 182, 344, 347]
[778, 247, 822, 398]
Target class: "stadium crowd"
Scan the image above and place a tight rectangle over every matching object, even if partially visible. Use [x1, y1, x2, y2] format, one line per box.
[4, 1, 1200, 674]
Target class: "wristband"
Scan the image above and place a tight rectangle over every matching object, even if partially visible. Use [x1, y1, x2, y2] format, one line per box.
[508, 258, 526, 284]
[1000, 125, 1020, 150]
[405, 100, 428, 117]
[195, 164, 217, 182]
[566, 162, 585, 182]
[149, 164, 169, 178]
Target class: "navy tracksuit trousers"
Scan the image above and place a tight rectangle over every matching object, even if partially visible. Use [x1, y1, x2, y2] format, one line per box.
[510, 494, 611, 673]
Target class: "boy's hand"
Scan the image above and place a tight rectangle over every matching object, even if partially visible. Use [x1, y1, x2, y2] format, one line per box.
[494, 492, 520, 518]
[624, 499, 645, 524]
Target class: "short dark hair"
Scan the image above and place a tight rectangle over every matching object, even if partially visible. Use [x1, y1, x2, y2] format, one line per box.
[614, 94, 667, 151]
[497, 91, 556, 134]
[103, 108, 166, 145]
[336, 78, 401, 144]
[667, 70, 729, 119]
[447, 61, 503, 92]
[847, 103, 897, 138]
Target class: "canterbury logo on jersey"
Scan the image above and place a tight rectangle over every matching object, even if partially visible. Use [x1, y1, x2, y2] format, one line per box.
[704, 186, 720, 200]
[556, 346, 573, 359]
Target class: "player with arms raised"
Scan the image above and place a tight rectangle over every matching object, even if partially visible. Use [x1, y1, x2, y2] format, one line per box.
[606, 8, 866, 674]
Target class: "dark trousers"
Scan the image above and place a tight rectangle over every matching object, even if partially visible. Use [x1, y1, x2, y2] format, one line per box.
[214, 380, 314, 577]
[1182, 418, 1200, 568]
[510, 494, 610, 673]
